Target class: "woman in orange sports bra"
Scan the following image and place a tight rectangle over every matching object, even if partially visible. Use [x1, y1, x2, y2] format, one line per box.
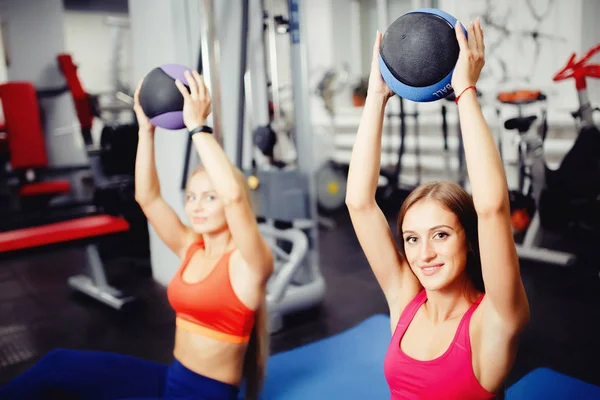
[132, 70, 275, 399]
[0, 70, 273, 400]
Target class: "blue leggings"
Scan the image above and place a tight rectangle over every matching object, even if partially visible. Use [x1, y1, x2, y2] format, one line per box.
[0, 349, 240, 400]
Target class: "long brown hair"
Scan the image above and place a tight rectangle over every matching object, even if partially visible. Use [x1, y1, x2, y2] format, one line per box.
[396, 181, 485, 293]
[243, 299, 269, 399]
[188, 165, 269, 399]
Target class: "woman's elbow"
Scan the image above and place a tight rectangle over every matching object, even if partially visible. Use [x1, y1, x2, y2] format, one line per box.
[475, 197, 510, 218]
[222, 184, 245, 205]
[345, 192, 376, 210]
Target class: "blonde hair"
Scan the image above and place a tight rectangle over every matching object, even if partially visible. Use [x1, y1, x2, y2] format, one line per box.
[187, 165, 269, 399]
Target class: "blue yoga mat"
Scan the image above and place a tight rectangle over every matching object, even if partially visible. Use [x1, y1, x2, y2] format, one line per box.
[506, 367, 600, 399]
[260, 314, 600, 399]
[261, 314, 392, 399]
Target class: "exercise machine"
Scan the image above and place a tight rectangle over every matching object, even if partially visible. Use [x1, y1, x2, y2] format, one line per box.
[181, 0, 325, 333]
[503, 44, 600, 267]
[313, 67, 349, 216]
[0, 82, 100, 231]
[498, 90, 548, 234]
[263, 0, 325, 332]
[499, 89, 576, 266]
[57, 53, 138, 178]
[371, 96, 423, 213]
[0, 82, 72, 209]
[0, 83, 139, 309]
[541, 44, 600, 234]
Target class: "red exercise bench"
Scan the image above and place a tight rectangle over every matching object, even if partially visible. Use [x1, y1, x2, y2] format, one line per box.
[0, 214, 135, 310]
[0, 82, 72, 203]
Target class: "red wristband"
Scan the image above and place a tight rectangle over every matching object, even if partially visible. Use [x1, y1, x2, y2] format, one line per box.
[455, 85, 476, 104]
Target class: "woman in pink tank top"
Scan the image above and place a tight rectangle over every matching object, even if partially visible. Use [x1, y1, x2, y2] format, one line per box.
[346, 19, 530, 399]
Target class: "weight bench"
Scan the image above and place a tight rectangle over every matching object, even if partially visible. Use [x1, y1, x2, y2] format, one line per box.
[0, 82, 74, 210]
[0, 214, 135, 309]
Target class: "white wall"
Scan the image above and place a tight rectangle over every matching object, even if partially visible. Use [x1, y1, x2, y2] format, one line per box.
[580, 0, 600, 107]
[1, 0, 65, 86]
[63, 10, 132, 94]
[0, 16, 8, 123]
[0, 0, 87, 167]
[0, 17, 7, 84]
[439, 0, 583, 120]
[316, 0, 597, 124]
[128, 0, 196, 286]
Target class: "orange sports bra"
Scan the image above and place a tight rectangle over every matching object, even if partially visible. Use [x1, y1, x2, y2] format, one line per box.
[167, 241, 256, 344]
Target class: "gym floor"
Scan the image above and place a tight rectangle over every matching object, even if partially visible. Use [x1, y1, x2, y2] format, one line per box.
[1, 191, 599, 394]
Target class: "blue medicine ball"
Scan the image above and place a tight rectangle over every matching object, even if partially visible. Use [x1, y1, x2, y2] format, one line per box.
[379, 8, 467, 102]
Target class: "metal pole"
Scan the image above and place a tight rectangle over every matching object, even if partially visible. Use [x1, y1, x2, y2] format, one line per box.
[287, 0, 320, 272]
[236, 0, 250, 168]
[199, 0, 223, 145]
[265, 0, 282, 128]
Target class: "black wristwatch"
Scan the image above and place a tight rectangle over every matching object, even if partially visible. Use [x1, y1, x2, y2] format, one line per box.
[189, 125, 213, 137]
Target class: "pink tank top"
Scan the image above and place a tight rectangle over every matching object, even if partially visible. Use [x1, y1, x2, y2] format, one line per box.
[384, 290, 497, 400]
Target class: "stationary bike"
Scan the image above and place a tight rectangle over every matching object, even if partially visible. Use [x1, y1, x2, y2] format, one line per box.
[503, 44, 600, 267]
[538, 45, 600, 234]
[497, 89, 547, 235]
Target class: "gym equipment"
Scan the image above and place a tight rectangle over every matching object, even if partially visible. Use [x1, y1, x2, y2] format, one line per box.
[259, 314, 391, 399]
[378, 96, 422, 206]
[57, 53, 139, 178]
[55, 55, 147, 258]
[56, 54, 98, 147]
[508, 189, 536, 234]
[499, 89, 577, 266]
[259, 222, 323, 333]
[253, 0, 326, 330]
[0, 79, 141, 308]
[0, 57, 149, 308]
[253, 125, 278, 159]
[0, 81, 133, 234]
[540, 44, 600, 233]
[315, 160, 347, 214]
[379, 8, 466, 102]
[498, 90, 547, 232]
[179, 0, 325, 333]
[505, 368, 600, 399]
[0, 82, 73, 210]
[249, 7, 298, 169]
[243, 167, 325, 333]
[0, 215, 135, 310]
[313, 68, 350, 214]
[507, 44, 600, 267]
[139, 64, 191, 130]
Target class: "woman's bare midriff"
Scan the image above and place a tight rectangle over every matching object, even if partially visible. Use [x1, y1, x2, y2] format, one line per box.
[173, 327, 248, 386]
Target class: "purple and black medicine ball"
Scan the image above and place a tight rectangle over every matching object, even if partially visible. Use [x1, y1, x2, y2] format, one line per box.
[139, 64, 190, 130]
